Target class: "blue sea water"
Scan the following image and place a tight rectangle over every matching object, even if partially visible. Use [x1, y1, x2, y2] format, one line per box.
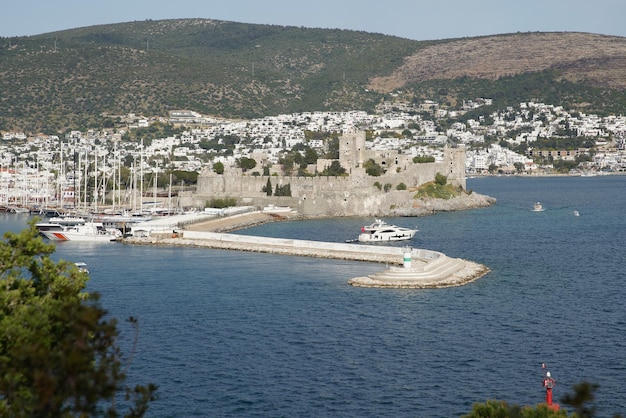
[1, 175, 625, 417]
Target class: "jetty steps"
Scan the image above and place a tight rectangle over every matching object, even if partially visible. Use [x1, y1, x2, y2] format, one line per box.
[123, 230, 490, 288]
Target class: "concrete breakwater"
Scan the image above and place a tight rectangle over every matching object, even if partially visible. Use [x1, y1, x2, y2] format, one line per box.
[123, 230, 490, 288]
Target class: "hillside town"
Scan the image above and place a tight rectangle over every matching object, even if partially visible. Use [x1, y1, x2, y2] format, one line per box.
[1, 99, 625, 211]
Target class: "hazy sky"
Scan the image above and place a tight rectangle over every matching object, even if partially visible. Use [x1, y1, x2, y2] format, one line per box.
[3, 0, 625, 40]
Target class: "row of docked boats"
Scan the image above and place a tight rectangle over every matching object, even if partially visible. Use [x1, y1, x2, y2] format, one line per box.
[34, 212, 154, 242]
[0, 205, 31, 214]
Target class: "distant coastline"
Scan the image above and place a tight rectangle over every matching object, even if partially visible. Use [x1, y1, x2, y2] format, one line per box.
[468, 171, 626, 178]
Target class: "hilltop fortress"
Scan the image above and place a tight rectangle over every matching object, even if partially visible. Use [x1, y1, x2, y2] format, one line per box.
[193, 129, 484, 217]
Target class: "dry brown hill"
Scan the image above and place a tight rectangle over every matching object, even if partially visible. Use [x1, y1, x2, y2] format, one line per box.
[369, 32, 626, 93]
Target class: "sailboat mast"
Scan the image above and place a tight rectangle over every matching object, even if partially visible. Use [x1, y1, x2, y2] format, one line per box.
[100, 153, 106, 207]
[168, 172, 172, 215]
[131, 160, 136, 212]
[83, 151, 88, 211]
[73, 143, 77, 210]
[94, 148, 98, 212]
[58, 145, 63, 209]
[118, 150, 122, 211]
[112, 144, 116, 212]
[153, 163, 157, 212]
[140, 139, 143, 213]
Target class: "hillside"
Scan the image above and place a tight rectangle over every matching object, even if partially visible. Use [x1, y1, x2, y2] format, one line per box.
[369, 32, 626, 91]
[1, 19, 625, 134]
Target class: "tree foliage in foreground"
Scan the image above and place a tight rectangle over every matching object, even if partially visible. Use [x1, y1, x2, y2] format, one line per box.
[463, 400, 566, 418]
[0, 221, 157, 417]
[463, 381, 623, 418]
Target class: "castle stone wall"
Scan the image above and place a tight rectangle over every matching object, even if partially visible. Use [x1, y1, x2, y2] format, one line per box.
[194, 131, 466, 216]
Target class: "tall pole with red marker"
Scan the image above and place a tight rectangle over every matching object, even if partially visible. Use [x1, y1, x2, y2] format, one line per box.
[541, 363, 560, 411]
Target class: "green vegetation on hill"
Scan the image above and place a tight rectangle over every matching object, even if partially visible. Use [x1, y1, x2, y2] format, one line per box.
[411, 70, 626, 116]
[0, 19, 421, 133]
[1, 19, 624, 134]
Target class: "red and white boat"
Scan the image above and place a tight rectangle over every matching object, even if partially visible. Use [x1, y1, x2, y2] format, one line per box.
[39, 222, 122, 242]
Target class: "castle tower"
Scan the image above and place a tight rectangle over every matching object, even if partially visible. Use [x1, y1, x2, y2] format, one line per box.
[339, 129, 366, 170]
[444, 145, 467, 189]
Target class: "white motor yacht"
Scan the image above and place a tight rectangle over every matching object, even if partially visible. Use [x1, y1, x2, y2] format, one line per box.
[357, 219, 417, 243]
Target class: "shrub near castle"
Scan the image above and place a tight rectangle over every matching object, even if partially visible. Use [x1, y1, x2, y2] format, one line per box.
[415, 173, 465, 200]
[208, 197, 237, 208]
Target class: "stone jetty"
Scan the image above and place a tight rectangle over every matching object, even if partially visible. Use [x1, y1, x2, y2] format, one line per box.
[123, 229, 490, 288]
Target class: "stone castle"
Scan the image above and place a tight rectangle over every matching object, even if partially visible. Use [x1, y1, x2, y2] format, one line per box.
[193, 129, 466, 217]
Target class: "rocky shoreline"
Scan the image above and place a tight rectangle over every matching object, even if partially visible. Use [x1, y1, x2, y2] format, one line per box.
[389, 191, 496, 217]
[184, 191, 496, 233]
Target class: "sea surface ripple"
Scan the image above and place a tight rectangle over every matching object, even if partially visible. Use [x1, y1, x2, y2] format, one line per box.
[2, 175, 625, 417]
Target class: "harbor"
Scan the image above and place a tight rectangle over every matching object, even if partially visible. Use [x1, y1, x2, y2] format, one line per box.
[123, 211, 490, 288]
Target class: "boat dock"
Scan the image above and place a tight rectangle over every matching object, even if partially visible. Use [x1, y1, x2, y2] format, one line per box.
[123, 229, 490, 288]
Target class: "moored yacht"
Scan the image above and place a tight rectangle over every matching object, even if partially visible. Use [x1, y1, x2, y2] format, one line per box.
[357, 219, 417, 243]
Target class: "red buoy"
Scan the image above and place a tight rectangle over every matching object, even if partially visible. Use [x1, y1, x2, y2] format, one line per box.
[541, 366, 560, 411]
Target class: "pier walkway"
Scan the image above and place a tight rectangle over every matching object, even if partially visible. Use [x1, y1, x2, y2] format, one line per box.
[124, 229, 490, 288]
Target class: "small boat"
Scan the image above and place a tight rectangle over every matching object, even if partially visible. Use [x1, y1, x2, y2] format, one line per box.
[356, 219, 417, 243]
[74, 262, 89, 274]
[36, 208, 64, 217]
[533, 202, 544, 212]
[39, 222, 122, 242]
[573, 210, 580, 217]
[262, 204, 293, 214]
[7, 206, 30, 213]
